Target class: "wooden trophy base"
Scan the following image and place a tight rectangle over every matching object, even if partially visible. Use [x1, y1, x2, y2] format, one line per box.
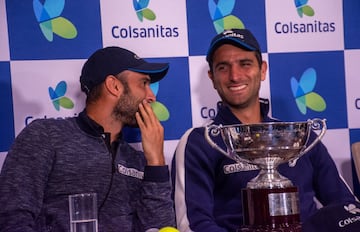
[239, 187, 302, 232]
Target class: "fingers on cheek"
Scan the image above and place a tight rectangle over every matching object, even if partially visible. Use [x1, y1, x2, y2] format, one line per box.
[135, 112, 143, 124]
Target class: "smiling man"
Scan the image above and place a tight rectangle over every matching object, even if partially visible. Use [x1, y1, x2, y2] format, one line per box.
[171, 28, 356, 232]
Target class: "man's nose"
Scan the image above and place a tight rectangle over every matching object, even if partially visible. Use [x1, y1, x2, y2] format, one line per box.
[145, 86, 156, 103]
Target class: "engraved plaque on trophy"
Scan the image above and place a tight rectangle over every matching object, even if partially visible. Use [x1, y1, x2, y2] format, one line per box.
[205, 119, 327, 232]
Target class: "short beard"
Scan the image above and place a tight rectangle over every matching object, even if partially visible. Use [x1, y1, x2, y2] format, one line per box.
[112, 80, 141, 127]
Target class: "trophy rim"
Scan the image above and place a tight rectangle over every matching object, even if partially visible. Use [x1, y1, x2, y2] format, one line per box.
[219, 120, 310, 128]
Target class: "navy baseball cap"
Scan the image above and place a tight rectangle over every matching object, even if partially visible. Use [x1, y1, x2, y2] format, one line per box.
[206, 28, 261, 62]
[80, 46, 169, 94]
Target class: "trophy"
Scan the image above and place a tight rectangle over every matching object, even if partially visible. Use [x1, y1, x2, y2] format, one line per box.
[205, 119, 327, 232]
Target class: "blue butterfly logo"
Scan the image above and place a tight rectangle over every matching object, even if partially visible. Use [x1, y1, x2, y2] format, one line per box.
[291, 68, 326, 115]
[48, 81, 74, 111]
[133, 0, 156, 22]
[33, 0, 77, 41]
[208, 0, 244, 33]
[294, 0, 315, 18]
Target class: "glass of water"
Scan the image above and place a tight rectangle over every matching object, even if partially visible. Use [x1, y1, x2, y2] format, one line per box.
[69, 193, 98, 232]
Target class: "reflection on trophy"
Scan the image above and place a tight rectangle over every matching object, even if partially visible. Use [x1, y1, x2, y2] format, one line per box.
[205, 119, 327, 232]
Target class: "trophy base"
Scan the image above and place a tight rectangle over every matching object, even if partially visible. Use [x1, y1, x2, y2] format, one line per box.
[240, 187, 301, 232]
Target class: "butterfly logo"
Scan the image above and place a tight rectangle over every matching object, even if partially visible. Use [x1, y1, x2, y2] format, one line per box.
[294, 0, 315, 18]
[48, 81, 74, 111]
[133, 0, 156, 22]
[33, 0, 78, 42]
[344, 204, 360, 214]
[150, 82, 170, 121]
[208, 0, 244, 33]
[290, 68, 326, 115]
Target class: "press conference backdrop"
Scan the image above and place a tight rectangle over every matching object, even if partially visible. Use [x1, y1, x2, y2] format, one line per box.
[1, 0, 360, 198]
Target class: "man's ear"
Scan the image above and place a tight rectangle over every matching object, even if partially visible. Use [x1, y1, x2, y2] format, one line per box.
[104, 75, 123, 96]
[260, 61, 268, 81]
[208, 70, 217, 89]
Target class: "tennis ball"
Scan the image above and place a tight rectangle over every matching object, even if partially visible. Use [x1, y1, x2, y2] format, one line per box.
[159, 227, 179, 232]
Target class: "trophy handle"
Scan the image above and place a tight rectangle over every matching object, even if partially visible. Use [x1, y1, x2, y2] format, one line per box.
[204, 124, 229, 157]
[289, 118, 327, 167]
[204, 124, 243, 163]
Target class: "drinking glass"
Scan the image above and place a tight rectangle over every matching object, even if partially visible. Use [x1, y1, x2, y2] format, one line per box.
[69, 193, 98, 232]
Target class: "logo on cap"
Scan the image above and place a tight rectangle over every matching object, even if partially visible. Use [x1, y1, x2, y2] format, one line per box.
[33, 0, 78, 42]
[222, 30, 245, 40]
[294, 0, 315, 18]
[291, 68, 326, 115]
[208, 0, 244, 33]
[133, 0, 156, 22]
[48, 81, 74, 111]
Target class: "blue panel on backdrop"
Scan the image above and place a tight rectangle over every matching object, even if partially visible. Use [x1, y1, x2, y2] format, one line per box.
[269, 51, 347, 129]
[123, 57, 192, 143]
[0, 62, 15, 152]
[6, 0, 103, 60]
[186, 0, 267, 56]
[343, 0, 360, 49]
[349, 129, 360, 198]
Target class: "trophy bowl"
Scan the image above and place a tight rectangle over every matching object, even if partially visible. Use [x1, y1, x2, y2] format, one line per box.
[205, 119, 327, 231]
[205, 118, 326, 188]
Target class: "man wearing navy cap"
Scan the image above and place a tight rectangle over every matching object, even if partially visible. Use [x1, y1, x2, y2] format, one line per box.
[0, 46, 175, 231]
[171, 29, 357, 231]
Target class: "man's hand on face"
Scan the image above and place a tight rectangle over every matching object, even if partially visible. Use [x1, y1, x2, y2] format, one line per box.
[135, 99, 165, 166]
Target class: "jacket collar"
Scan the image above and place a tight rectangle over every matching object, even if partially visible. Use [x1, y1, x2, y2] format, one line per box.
[76, 109, 105, 137]
[213, 98, 275, 125]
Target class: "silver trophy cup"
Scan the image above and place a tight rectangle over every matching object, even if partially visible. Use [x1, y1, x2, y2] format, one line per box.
[205, 118, 327, 231]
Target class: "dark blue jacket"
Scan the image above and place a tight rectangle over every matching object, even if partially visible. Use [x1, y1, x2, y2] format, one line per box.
[171, 99, 355, 232]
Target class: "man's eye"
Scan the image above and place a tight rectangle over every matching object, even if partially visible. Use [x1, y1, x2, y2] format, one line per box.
[241, 61, 252, 67]
[217, 65, 227, 71]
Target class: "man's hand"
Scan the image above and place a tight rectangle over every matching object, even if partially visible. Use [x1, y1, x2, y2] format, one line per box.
[135, 100, 165, 166]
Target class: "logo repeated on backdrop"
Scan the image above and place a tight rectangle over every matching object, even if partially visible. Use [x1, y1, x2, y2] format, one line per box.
[6, 0, 102, 60]
[33, 0, 78, 42]
[101, 0, 186, 57]
[266, 0, 343, 53]
[133, 0, 156, 22]
[208, 0, 245, 33]
[269, 51, 348, 129]
[290, 68, 326, 115]
[0, 62, 14, 152]
[9, 60, 85, 135]
[187, 0, 267, 56]
[48, 81, 75, 111]
[294, 0, 315, 18]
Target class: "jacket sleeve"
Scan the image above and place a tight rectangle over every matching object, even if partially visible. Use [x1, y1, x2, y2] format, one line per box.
[171, 128, 228, 232]
[0, 120, 54, 232]
[308, 131, 356, 205]
[138, 165, 176, 231]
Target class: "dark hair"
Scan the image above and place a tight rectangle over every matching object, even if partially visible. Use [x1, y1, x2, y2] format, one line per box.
[116, 73, 130, 94]
[85, 72, 132, 105]
[85, 83, 103, 104]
